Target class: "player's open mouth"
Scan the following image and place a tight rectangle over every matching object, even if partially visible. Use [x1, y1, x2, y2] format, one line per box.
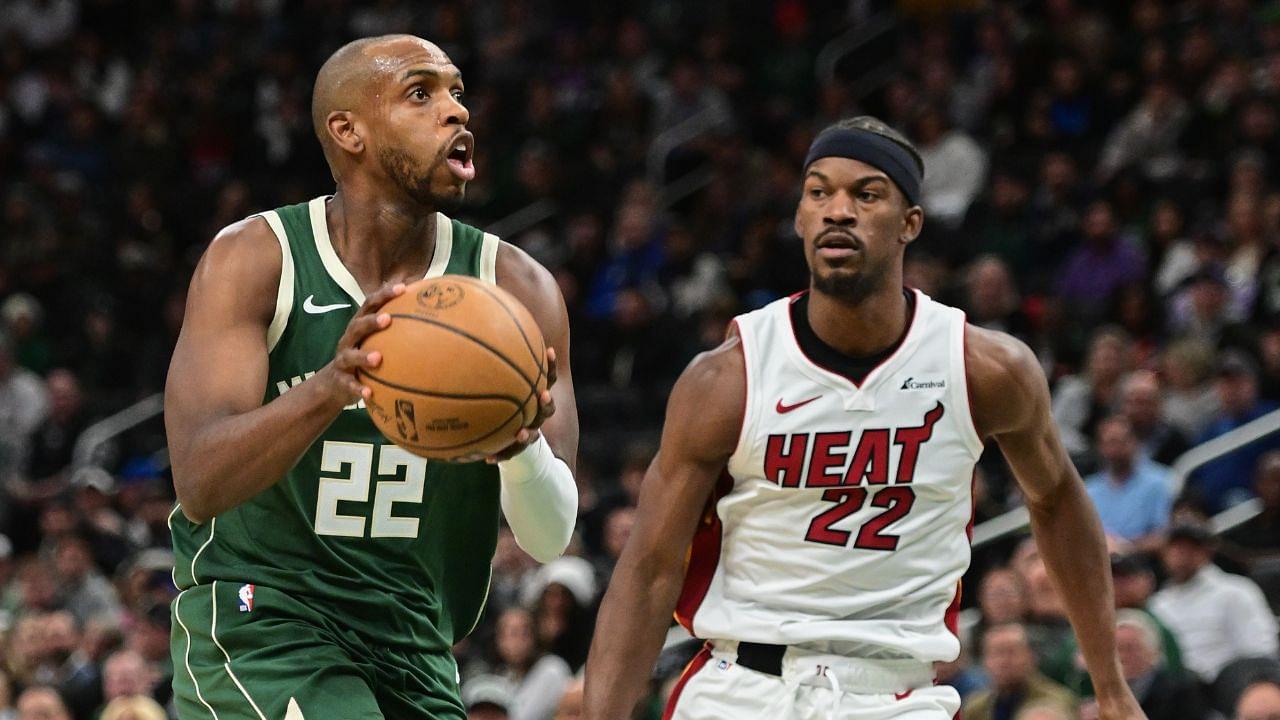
[815, 231, 861, 260]
[446, 132, 475, 181]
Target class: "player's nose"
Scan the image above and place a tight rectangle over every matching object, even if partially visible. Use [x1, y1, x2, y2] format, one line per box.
[443, 97, 469, 127]
[823, 191, 856, 226]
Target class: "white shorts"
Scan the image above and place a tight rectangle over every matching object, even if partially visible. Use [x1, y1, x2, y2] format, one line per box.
[664, 641, 961, 720]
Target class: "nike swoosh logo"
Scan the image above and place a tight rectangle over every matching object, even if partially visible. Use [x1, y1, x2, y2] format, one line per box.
[302, 295, 352, 314]
[285, 697, 305, 719]
[894, 689, 914, 701]
[776, 396, 821, 414]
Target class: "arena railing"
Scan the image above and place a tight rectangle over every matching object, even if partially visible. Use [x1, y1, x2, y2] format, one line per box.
[971, 407, 1280, 551]
[71, 392, 164, 470]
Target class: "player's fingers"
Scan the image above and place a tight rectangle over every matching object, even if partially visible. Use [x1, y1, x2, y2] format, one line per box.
[358, 282, 406, 316]
[544, 348, 558, 387]
[528, 391, 555, 429]
[333, 348, 381, 372]
[338, 313, 390, 350]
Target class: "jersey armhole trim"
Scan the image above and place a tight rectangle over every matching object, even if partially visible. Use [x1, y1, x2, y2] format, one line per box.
[729, 318, 753, 463]
[258, 211, 293, 352]
[953, 313, 985, 457]
[424, 213, 454, 278]
[480, 233, 500, 284]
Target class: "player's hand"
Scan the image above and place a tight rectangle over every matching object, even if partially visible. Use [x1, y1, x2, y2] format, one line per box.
[448, 347, 558, 464]
[316, 282, 405, 410]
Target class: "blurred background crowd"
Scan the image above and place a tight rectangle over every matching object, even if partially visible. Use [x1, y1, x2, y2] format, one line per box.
[1, 0, 1280, 718]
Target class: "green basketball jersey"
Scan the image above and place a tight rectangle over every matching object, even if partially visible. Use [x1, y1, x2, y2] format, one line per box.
[171, 196, 503, 653]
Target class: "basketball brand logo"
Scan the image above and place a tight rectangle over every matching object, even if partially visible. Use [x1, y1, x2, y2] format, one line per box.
[238, 584, 255, 612]
[418, 283, 464, 310]
[394, 399, 421, 442]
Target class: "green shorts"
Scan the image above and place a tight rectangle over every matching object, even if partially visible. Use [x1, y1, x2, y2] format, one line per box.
[170, 582, 465, 720]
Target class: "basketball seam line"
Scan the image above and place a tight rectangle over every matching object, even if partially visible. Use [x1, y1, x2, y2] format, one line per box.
[469, 281, 545, 373]
[358, 370, 524, 404]
[385, 313, 539, 392]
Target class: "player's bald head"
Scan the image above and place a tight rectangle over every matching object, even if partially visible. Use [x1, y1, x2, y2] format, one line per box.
[311, 35, 452, 169]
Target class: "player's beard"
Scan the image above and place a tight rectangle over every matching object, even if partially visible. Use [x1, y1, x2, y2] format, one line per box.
[378, 144, 464, 211]
[811, 251, 889, 304]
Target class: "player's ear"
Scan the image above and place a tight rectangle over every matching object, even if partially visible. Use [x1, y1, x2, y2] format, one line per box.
[327, 110, 364, 156]
[793, 210, 802, 239]
[900, 205, 924, 246]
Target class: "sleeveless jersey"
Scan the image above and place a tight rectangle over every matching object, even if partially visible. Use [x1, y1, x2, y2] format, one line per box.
[675, 289, 984, 664]
[170, 196, 504, 653]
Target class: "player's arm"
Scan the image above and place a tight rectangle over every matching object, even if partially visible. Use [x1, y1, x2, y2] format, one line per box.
[583, 336, 744, 720]
[967, 326, 1145, 720]
[165, 218, 399, 523]
[490, 242, 580, 562]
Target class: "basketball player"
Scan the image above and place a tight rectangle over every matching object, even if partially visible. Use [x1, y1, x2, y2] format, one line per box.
[583, 117, 1145, 720]
[164, 36, 578, 719]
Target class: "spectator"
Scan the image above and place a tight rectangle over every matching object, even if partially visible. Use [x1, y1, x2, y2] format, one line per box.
[1159, 339, 1221, 438]
[1236, 680, 1280, 720]
[98, 696, 166, 720]
[963, 623, 1077, 720]
[14, 687, 68, 720]
[52, 535, 121, 626]
[1083, 416, 1172, 550]
[0, 671, 13, 720]
[1, 294, 51, 374]
[100, 649, 159, 708]
[524, 557, 597, 671]
[915, 105, 989, 229]
[1189, 350, 1280, 512]
[1012, 703, 1073, 720]
[591, 506, 634, 589]
[493, 608, 571, 720]
[1052, 327, 1133, 464]
[973, 567, 1029, 655]
[0, 333, 49, 482]
[1222, 451, 1280, 567]
[963, 256, 1033, 343]
[1150, 521, 1279, 684]
[1096, 77, 1189, 184]
[1056, 201, 1146, 324]
[1119, 370, 1190, 467]
[1109, 610, 1207, 720]
[461, 675, 515, 720]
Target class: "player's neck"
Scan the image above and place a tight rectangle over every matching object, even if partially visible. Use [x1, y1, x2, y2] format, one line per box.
[326, 188, 438, 290]
[807, 284, 910, 358]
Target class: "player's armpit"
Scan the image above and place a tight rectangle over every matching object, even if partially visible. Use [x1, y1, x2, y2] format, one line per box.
[582, 338, 744, 720]
[494, 241, 579, 472]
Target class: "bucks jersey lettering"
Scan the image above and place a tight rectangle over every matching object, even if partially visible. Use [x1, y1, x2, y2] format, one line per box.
[170, 196, 503, 651]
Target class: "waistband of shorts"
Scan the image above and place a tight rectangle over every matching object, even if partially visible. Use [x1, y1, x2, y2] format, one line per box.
[709, 640, 934, 694]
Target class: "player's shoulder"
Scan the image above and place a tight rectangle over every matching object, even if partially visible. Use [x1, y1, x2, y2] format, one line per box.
[664, 334, 746, 458]
[201, 214, 283, 278]
[187, 214, 283, 320]
[964, 324, 1048, 437]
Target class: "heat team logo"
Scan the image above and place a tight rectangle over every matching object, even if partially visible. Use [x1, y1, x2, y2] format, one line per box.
[238, 584, 255, 612]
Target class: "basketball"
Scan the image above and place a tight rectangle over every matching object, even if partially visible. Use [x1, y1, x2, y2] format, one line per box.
[358, 276, 547, 459]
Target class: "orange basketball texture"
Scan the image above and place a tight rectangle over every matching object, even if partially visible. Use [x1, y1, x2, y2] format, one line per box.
[358, 276, 548, 459]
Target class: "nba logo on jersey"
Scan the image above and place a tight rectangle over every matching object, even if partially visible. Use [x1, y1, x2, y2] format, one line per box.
[238, 584, 255, 612]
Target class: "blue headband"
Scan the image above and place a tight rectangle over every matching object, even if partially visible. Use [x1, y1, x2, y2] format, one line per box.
[803, 128, 923, 207]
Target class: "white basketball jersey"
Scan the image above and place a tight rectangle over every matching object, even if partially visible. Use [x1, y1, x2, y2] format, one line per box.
[675, 289, 984, 664]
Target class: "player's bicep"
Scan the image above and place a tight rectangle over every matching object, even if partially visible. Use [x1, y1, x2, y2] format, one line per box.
[165, 222, 280, 444]
[973, 328, 1078, 507]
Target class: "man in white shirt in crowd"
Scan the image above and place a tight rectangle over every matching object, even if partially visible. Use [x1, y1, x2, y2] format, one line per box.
[1149, 521, 1278, 685]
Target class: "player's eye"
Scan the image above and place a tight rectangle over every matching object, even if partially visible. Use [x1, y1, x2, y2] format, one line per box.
[410, 87, 427, 101]
[808, 187, 827, 199]
[858, 190, 879, 202]
[451, 89, 464, 101]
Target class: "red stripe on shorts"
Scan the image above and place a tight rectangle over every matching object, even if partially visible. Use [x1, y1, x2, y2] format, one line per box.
[662, 643, 713, 720]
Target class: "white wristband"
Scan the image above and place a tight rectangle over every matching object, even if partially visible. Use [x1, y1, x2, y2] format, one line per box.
[497, 433, 556, 484]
